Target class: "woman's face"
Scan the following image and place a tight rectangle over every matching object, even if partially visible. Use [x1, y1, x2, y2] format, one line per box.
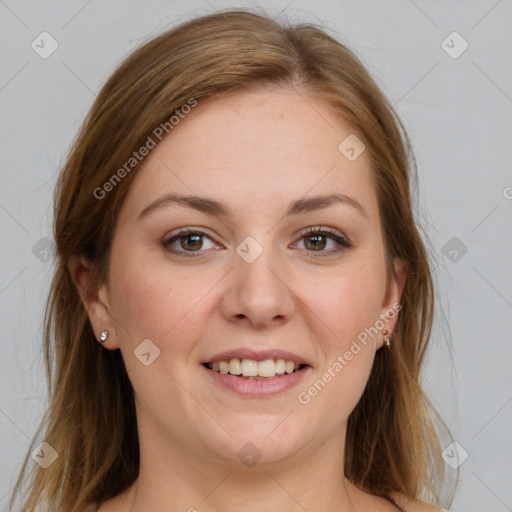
[90, 88, 405, 468]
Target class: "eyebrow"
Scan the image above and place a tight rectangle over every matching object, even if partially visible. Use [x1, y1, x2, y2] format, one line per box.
[137, 192, 368, 220]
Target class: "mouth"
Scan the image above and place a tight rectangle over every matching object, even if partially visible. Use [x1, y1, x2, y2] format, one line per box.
[201, 358, 312, 397]
[202, 358, 310, 380]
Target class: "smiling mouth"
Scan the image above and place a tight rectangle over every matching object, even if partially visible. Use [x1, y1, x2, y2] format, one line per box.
[203, 358, 308, 380]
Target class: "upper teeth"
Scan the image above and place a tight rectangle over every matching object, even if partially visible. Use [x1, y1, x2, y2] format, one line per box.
[209, 358, 301, 378]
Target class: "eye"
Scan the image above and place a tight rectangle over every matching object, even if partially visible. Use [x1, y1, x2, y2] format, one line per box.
[294, 226, 352, 257]
[162, 228, 220, 257]
[162, 226, 352, 258]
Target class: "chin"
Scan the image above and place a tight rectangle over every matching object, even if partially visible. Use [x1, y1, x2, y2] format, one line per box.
[201, 418, 305, 468]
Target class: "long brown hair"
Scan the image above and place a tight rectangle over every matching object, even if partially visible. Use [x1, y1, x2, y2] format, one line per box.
[9, 8, 455, 511]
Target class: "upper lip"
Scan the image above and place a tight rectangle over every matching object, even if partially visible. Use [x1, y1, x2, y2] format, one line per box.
[201, 348, 312, 366]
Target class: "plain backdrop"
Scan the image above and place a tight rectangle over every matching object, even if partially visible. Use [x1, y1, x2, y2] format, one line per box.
[1, 1, 511, 511]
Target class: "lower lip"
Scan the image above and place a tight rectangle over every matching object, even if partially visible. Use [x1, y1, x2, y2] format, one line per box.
[201, 364, 312, 397]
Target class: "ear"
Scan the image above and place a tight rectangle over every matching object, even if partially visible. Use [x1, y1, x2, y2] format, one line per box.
[67, 254, 119, 349]
[377, 257, 408, 349]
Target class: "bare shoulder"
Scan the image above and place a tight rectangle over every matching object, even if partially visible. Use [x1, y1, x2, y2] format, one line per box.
[390, 491, 451, 512]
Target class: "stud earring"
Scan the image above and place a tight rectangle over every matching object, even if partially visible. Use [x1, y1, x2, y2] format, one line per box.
[382, 330, 391, 349]
[99, 330, 109, 343]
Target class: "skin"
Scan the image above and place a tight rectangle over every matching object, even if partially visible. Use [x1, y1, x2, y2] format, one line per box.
[70, 87, 409, 511]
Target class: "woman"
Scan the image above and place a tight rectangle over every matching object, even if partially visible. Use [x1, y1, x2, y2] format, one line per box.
[10, 8, 455, 512]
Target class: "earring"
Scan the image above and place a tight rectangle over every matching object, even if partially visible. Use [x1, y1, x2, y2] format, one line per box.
[382, 330, 391, 349]
[99, 330, 109, 343]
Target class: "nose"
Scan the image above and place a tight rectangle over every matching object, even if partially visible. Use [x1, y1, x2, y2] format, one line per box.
[220, 245, 294, 329]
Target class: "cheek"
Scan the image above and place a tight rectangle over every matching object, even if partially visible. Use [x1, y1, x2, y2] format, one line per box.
[295, 258, 386, 414]
[299, 276, 379, 427]
[107, 253, 210, 407]
[109, 266, 171, 340]
[304, 262, 387, 351]
[108, 250, 216, 354]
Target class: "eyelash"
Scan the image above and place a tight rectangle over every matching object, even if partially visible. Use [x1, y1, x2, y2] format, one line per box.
[162, 226, 352, 259]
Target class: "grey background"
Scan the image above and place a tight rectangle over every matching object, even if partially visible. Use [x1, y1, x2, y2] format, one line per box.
[1, 1, 511, 510]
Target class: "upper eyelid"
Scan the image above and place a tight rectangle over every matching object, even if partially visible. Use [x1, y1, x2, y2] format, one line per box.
[164, 226, 346, 240]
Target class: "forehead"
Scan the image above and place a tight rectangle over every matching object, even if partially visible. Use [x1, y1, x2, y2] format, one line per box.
[118, 88, 379, 224]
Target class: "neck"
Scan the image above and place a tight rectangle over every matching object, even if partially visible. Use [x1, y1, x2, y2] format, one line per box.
[116, 414, 364, 512]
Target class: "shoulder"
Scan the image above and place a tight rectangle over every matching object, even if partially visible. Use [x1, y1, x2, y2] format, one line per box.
[390, 491, 451, 512]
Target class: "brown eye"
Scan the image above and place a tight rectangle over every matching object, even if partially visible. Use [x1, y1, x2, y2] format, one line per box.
[179, 233, 203, 251]
[296, 227, 352, 257]
[163, 228, 219, 257]
[304, 234, 327, 251]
